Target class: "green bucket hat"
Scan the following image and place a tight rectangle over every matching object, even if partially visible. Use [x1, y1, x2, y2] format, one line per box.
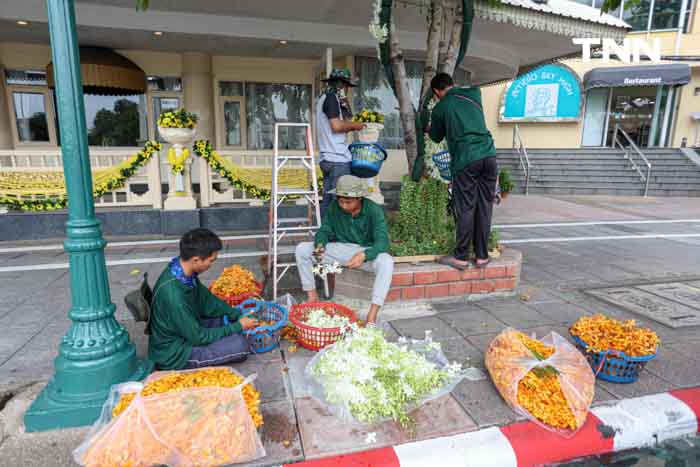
[322, 68, 359, 87]
[329, 175, 370, 198]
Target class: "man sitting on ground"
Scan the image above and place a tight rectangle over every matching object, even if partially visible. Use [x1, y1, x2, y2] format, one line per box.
[148, 228, 259, 370]
[295, 175, 394, 324]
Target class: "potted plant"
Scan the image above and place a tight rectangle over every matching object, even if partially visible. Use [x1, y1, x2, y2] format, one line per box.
[157, 109, 198, 145]
[352, 109, 385, 143]
[499, 168, 515, 199]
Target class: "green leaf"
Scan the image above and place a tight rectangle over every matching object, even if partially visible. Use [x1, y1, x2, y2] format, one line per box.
[136, 0, 149, 11]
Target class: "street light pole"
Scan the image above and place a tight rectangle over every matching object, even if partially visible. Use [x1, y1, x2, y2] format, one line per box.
[24, 0, 151, 432]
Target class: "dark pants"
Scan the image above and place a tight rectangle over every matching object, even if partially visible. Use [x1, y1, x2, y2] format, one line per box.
[452, 156, 498, 261]
[184, 317, 250, 369]
[319, 160, 352, 218]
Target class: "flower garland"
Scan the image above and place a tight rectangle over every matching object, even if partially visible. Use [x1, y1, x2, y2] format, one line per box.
[167, 147, 190, 174]
[193, 140, 322, 201]
[0, 141, 161, 211]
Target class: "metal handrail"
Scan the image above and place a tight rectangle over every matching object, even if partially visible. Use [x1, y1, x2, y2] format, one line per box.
[612, 124, 652, 197]
[512, 125, 532, 195]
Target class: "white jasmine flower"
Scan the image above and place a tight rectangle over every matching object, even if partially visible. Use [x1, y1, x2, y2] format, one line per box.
[365, 432, 377, 444]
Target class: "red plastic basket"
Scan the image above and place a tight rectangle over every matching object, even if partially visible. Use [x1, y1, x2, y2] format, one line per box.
[289, 302, 358, 351]
[210, 281, 263, 307]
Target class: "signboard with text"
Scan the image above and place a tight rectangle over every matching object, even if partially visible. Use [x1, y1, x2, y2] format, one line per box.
[500, 64, 582, 123]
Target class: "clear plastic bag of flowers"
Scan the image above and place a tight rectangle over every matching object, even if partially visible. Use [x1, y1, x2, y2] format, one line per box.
[305, 325, 466, 428]
[73, 368, 266, 467]
[485, 328, 595, 437]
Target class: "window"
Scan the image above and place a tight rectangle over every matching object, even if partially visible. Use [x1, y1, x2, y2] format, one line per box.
[245, 82, 312, 150]
[216, 81, 246, 148]
[353, 57, 470, 149]
[622, 0, 688, 31]
[5, 69, 47, 86]
[147, 76, 182, 92]
[84, 94, 148, 146]
[12, 92, 50, 142]
[153, 96, 181, 142]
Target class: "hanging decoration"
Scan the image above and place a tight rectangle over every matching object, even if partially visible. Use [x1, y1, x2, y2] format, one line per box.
[193, 140, 322, 201]
[0, 141, 161, 211]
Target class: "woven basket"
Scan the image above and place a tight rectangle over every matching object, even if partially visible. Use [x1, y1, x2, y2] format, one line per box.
[431, 150, 451, 181]
[571, 334, 657, 384]
[210, 280, 263, 307]
[289, 302, 358, 351]
[349, 143, 388, 178]
[240, 299, 288, 353]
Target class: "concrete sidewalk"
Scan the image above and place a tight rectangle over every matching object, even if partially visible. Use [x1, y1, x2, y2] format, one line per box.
[1, 194, 700, 466]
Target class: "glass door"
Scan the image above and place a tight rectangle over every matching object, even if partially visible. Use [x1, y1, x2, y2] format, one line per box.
[581, 88, 610, 147]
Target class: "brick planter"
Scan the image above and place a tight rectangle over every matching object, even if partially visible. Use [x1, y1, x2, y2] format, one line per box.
[336, 248, 522, 302]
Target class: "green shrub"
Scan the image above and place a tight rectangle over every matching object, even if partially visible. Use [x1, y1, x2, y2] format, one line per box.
[499, 168, 515, 193]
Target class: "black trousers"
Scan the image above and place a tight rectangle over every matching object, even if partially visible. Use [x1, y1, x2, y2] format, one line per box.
[452, 156, 498, 261]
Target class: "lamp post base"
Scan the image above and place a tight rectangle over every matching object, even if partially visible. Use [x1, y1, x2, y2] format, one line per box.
[24, 358, 152, 432]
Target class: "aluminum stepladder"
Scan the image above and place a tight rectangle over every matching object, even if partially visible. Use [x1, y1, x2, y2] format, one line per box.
[267, 122, 323, 300]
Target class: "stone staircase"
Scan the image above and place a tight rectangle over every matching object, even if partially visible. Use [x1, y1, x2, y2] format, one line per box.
[497, 148, 700, 197]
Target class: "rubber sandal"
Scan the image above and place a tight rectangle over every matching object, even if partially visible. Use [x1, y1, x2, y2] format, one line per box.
[475, 258, 491, 268]
[438, 256, 469, 270]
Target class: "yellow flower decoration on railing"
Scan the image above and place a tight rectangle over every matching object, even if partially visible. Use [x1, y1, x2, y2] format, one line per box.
[0, 141, 161, 211]
[192, 140, 323, 201]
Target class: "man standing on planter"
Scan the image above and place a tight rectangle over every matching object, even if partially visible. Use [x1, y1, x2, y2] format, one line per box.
[316, 68, 366, 218]
[428, 73, 498, 270]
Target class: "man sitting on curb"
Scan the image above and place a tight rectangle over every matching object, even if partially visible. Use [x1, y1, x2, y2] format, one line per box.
[148, 228, 260, 370]
[295, 175, 394, 324]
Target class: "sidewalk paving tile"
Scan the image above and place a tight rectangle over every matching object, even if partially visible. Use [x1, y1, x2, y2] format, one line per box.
[525, 301, 593, 326]
[250, 399, 304, 467]
[465, 333, 498, 354]
[284, 352, 314, 400]
[295, 394, 476, 460]
[437, 337, 485, 368]
[0, 426, 86, 467]
[645, 347, 700, 388]
[478, 303, 555, 329]
[437, 309, 508, 337]
[233, 359, 289, 403]
[598, 371, 677, 399]
[390, 316, 462, 341]
[451, 379, 524, 428]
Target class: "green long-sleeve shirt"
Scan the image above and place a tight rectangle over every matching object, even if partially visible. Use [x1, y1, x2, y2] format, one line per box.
[314, 198, 389, 261]
[148, 266, 243, 370]
[429, 87, 496, 176]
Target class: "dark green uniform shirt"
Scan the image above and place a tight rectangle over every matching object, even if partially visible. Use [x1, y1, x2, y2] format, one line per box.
[314, 198, 389, 261]
[148, 267, 243, 370]
[429, 87, 496, 175]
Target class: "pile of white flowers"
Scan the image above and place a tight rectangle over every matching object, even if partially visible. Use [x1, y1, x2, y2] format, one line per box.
[310, 326, 462, 428]
[304, 307, 352, 329]
[312, 261, 342, 279]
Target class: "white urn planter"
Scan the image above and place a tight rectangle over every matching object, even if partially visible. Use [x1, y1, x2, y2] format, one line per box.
[358, 123, 384, 143]
[159, 126, 197, 210]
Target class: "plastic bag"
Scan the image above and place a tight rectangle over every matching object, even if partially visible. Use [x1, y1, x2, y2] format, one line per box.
[305, 327, 465, 426]
[74, 368, 266, 467]
[275, 292, 297, 310]
[485, 328, 595, 437]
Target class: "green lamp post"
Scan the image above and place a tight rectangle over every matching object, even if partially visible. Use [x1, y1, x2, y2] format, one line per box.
[24, 0, 152, 432]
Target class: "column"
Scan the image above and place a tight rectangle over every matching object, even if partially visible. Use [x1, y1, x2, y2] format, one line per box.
[24, 0, 150, 432]
[182, 52, 214, 208]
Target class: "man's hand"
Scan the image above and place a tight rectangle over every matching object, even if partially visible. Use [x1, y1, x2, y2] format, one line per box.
[313, 244, 325, 261]
[346, 251, 366, 269]
[239, 316, 260, 330]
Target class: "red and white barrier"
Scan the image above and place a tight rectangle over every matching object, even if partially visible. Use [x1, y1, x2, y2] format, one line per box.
[288, 387, 700, 467]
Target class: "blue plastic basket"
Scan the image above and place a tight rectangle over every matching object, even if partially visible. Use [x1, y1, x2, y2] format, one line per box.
[240, 299, 288, 353]
[571, 334, 657, 384]
[432, 150, 451, 181]
[349, 143, 388, 178]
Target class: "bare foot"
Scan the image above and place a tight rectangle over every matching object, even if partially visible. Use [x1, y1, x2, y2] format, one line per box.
[366, 304, 380, 324]
[306, 290, 320, 303]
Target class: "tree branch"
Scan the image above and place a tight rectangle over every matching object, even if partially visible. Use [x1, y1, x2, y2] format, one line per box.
[390, 21, 418, 173]
[440, 0, 464, 75]
[420, 0, 444, 106]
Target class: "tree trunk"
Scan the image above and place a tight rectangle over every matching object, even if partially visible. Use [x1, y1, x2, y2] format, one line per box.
[420, 0, 444, 106]
[390, 22, 418, 173]
[440, 0, 465, 76]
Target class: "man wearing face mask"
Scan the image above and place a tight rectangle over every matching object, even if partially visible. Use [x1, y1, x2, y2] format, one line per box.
[316, 68, 366, 218]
